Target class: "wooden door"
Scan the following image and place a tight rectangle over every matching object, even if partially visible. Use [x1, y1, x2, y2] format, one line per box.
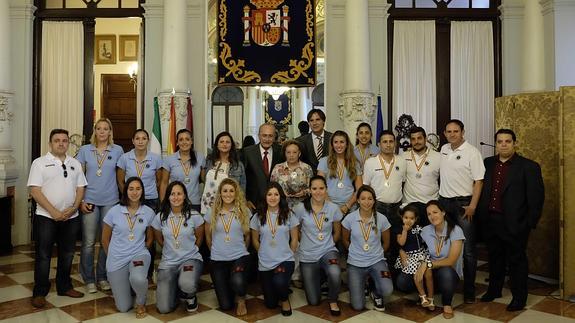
[101, 74, 136, 152]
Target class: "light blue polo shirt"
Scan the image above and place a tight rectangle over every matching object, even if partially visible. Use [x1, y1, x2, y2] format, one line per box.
[342, 210, 391, 267]
[421, 224, 465, 278]
[250, 212, 299, 271]
[163, 151, 205, 205]
[204, 208, 250, 261]
[151, 210, 204, 269]
[104, 204, 155, 272]
[77, 144, 124, 206]
[354, 144, 379, 168]
[317, 157, 362, 206]
[117, 149, 164, 200]
[293, 202, 342, 263]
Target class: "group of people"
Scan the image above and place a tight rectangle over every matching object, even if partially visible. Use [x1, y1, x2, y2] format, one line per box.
[27, 108, 544, 320]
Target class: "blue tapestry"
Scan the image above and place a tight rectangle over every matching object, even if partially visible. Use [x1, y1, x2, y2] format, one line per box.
[217, 0, 316, 86]
[264, 93, 292, 125]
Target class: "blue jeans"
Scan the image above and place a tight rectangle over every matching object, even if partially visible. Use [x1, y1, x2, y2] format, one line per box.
[210, 255, 250, 310]
[396, 266, 459, 306]
[80, 204, 114, 284]
[347, 260, 394, 311]
[33, 215, 80, 296]
[260, 261, 294, 309]
[439, 196, 476, 298]
[107, 253, 151, 312]
[300, 251, 341, 304]
[156, 259, 203, 314]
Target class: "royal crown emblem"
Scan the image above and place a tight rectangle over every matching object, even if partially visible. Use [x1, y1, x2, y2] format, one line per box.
[242, 0, 290, 47]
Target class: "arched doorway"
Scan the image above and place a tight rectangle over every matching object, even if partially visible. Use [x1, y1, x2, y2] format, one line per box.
[211, 86, 244, 147]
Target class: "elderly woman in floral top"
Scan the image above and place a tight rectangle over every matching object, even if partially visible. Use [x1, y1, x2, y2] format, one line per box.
[271, 140, 313, 208]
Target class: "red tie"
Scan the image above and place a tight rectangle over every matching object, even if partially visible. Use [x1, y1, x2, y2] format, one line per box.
[263, 150, 269, 177]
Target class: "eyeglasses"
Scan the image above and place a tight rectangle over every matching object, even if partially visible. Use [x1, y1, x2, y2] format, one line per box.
[62, 164, 68, 178]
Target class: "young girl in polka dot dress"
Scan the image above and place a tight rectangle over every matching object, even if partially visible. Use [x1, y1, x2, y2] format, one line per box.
[395, 204, 435, 310]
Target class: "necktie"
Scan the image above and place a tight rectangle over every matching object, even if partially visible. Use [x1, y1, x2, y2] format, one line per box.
[316, 136, 323, 160]
[263, 150, 269, 177]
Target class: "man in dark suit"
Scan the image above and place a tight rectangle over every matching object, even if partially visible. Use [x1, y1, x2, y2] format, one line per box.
[478, 129, 544, 311]
[297, 109, 332, 170]
[242, 123, 284, 210]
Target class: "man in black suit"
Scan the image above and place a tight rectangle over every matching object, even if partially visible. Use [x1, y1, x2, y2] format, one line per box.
[297, 109, 332, 170]
[242, 123, 284, 210]
[478, 129, 544, 311]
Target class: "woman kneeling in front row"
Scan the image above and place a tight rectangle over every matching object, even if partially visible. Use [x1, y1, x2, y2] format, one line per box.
[342, 185, 394, 311]
[153, 181, 205, 313]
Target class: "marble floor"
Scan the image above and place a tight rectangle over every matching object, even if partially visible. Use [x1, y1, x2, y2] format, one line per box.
[0, 245, 574, 323]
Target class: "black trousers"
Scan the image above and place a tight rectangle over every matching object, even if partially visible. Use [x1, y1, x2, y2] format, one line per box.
[484, 212, 530, 304]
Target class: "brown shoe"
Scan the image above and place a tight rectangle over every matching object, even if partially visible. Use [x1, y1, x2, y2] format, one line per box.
[31, 296, 46, 308]
[58, 289, 84, 298]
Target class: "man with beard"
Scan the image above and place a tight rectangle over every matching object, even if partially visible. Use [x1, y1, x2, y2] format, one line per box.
[401, 127, 441, 226]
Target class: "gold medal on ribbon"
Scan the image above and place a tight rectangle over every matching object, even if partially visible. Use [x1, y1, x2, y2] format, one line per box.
[336, 160, 345, 189]
[358, 145, 369, 166]
[170, 214, 185, 250]
[134, 159, 148, 178]
[94, 149, 109, 177]
[125, 212, 137, 242]
[359, 217, 374, 252]
[311, 209, 325, 241]
[410, 149, 428, 180]
[435, 235, 445, 257]
[266, 210, 279, 248]
[378, 155, 395, 188]
[220, 211, 235, 243]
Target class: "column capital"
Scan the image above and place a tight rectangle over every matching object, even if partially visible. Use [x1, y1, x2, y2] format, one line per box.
[157, 92, 190, 156]
[9, 3, 36, 20]
[500, 0, 524, 19]
[142, 0, 164, 19]
[338, 90, 376, 123]
[368, 0, 391, 18]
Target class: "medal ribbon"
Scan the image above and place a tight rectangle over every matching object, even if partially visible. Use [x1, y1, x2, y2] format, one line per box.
[266, 210, 279, 239]
[434, 235, 446, 257]
[336, 160, 345, 182]
[169, 214, 185, 242]
[134, 159, 148, 178]
[94, 149, 109, 172]
[180, 158, 191, 177]
[311, 209, 325, 233]
[359, 217, 373, 245]
[125, 212, 137, 234]
[410, 149, 428, 173]
[220, 210, 235, 236]
[378, 155, 395, 181]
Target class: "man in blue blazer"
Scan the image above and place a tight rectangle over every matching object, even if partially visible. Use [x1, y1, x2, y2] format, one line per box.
[477, 129, 544, 311]
[297, 109, 332, 170]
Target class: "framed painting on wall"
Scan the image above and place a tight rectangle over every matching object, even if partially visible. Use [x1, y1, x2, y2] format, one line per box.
[119, 35, 139, 61]
[95, 35, 116, 64]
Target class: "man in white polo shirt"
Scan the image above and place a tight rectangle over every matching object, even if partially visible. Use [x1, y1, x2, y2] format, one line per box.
[28, 129, 88, 308]
[402, 126, 441, 226]
[439, 119, 485, 304]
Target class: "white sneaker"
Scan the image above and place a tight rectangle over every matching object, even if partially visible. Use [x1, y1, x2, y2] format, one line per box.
[86, 283, 97, 294]
[98, 280, 111, 291]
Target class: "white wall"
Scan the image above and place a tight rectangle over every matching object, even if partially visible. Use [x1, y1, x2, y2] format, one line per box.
[501, 0, 524, 95]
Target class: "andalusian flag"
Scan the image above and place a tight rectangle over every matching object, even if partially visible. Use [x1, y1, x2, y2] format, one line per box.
[167, 96, 177, 154]
[151, 97, 162, 155]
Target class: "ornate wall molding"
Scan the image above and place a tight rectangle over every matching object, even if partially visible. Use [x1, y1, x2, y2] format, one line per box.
[337, 90, 376, 123]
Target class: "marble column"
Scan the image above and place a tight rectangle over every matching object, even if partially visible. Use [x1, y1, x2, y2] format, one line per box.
[541, 0, 575, 89]
[500, 0, 524, 95]
[296, 87, 311, 136]
[0, 0, 18, 198]
[522, 0, 545, 92]
[338, 0, 375, 143]
[158, 0, 189, 155]
[245, 87, 259, 141]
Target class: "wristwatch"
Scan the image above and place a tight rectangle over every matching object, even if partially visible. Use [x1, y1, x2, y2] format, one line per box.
[426, 260, 433, 269]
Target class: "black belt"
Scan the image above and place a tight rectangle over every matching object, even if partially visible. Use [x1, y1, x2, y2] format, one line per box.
[377, 201, 402, 208]
[440, 196, 471, 202]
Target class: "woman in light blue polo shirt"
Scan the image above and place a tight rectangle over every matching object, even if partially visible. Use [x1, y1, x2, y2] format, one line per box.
[77, 118, 124, 294]
[317, 130, 362, 215]
[152, 181, 205, 313]
[294, 175, 342, 316]
[342, 185, 393, 312]
[205, 178, 251, 316]
[250, 182, 299, 316]
[117, 129, 163, 211]
[101, 177, 155, 319]
[354, 123, 379, 170]
[414, 200, 464, 320]
[161, 129, 205, 212]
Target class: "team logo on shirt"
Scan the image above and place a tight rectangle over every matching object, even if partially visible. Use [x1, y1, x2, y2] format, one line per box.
[138, 218, 144, 223]
[395, 166, 399, 171]
[70, 166, 75, 171]
[108, 156, 112, 160]
[456, 155, 461, 160]
[424, 161, 430, 166]
[146, 164, 150, 168]
[183, 222, 188, 227]
[324, 217, 329, 222]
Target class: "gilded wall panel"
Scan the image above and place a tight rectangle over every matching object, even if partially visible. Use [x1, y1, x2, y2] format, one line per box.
[495, 96, 515, 130]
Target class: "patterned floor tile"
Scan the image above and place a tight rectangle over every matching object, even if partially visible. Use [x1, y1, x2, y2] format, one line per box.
[384, 297, 441, 322]
[0, 276, 18, 288]
[0, 296, 55, 320]
[59, 296, 119, 321]
[0, 254, 34, 266]
[0, 308, 78, 323]
[296, 299, 362, 322]
[0, 285, 33, 303]
[509, 308, 575, 322]
[529, 297, 575, 319]
[456, 300, 523, 322]
[146, 302, 211, 321]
